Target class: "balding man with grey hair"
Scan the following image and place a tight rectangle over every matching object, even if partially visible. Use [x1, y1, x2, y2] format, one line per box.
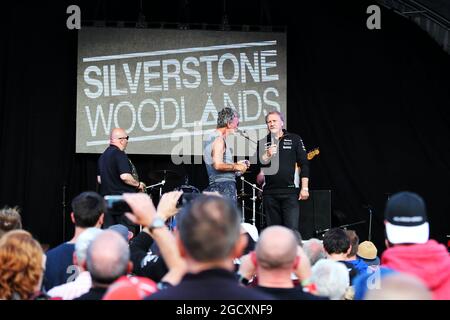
[247, 226, 322, 300]
[311, 259, 350, 300]
[203, 107, 250, 202]
[303, 238, 326, 266]
[75, 230, 132, 300]
[97, 127, 144, 233]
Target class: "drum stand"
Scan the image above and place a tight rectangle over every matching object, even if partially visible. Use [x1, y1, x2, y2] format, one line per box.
[240, 177, 245, 222]
[240, 177, 262, 226]
[143, 180, 166, 231]
[145, 180, 166, 194]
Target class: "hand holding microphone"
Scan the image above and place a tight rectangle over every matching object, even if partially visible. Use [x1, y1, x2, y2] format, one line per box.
[264, 142, 278, 158]
[238, 159, 250, 169]
[235, 160, 250, 174]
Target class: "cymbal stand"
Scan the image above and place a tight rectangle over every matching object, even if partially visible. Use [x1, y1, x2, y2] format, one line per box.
[145, 180, 166, 192]
[240, 177, 262, 226]
[144, 180, 166, 231]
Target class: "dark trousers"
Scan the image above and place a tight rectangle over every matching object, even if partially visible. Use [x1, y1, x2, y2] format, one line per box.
[263, 193, 299, 231]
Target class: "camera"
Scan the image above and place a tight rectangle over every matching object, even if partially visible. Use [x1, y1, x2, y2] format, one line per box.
[176, 192, 201, 208]
[104, 195, 132, 213]
[175, 185, 201, 208]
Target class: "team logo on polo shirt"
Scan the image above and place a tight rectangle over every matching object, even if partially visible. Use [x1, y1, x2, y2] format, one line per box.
[283, 139, 292, 149]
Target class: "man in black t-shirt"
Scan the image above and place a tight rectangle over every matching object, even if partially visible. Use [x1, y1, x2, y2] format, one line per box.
[256, 111, 310, 232]
[97, 128, 145, 233]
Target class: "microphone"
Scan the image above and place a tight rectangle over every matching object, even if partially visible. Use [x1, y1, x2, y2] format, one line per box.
[236, 129, 257, 144]
[270, 133, 277, 145]
[236, 128, 247, 136]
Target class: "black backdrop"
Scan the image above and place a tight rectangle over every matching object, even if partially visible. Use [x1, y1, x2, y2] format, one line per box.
[1, 1, 449, 253]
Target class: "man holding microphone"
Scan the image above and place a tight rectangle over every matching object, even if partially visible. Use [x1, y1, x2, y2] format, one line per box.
[257, 111, 310, 232]
[203, 107, 250, 203]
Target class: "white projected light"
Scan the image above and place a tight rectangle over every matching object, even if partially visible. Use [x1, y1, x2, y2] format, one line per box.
[76, 28, 287, 155]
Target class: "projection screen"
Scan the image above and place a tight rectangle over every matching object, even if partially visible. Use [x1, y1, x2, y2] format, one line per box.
[76, 27, 287, 156]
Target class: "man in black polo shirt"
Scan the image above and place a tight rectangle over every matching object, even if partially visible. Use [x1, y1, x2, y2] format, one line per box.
[257, 111, 309, 232]
[97, 128, 145, 233]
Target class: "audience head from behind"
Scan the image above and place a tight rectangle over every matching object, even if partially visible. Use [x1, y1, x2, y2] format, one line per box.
[322, 228, 362, 284]
[103, 276, 158, 300]
[42, 191, 106, 294]
[85, 230, 131, 286]
[0, 206, 22, 239]
[136, 193, 273, 300]
[311, 259, 350, 300]
[322, 228, 351, 260]
[240, 223, 259, 255]
[75, 228, 104, 268]
[256, 226, 298, 275]
[292, 230, 303, 247]
[357, 241, 380, 266]
[0, 230, 44, 300]
[381, 191, 450, 300]
[345, 230, 359, 259]
[384, 191, 429, 246]
[237, 226, 323, 300]
[364, 273, 432, 300]
[176, 195, 247, 271]
[71, 191, 106, 228]
[303, 238, 326, 266]
[45, 228, 105, 300]
[252, 226, 314, 292]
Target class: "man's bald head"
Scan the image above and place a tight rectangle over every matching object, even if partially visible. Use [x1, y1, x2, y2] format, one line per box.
[86, 230, 130, 285]
[256, 226, 298, 270]
[110, 128, 129, 150]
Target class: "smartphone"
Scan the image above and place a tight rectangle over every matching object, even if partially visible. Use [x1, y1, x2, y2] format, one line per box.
[104, 195, 132, 213]
[177, 192, 201, 208]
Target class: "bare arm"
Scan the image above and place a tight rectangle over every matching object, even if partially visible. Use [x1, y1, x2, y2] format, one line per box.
[211, 137, 247, 173]
[120, 173, 140, 188]
[238, 253, 256, 282]
[261, 144, 277, 164]
[97, 175, 101, 184]
[156, 191, 183, 221]
[298, 177, 309, 200]
[122, 193, 186, 285]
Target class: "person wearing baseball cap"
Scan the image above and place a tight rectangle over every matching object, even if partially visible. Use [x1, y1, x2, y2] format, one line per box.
[381, 191, 450, 300]
[103, 276, 157, 300]
[356, 241, 380, 267]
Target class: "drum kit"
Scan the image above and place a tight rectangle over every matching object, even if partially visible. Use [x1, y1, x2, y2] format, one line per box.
[144, 169, 264, 227]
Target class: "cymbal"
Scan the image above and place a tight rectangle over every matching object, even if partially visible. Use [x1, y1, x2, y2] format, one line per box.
[148, 169, 182, 182]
